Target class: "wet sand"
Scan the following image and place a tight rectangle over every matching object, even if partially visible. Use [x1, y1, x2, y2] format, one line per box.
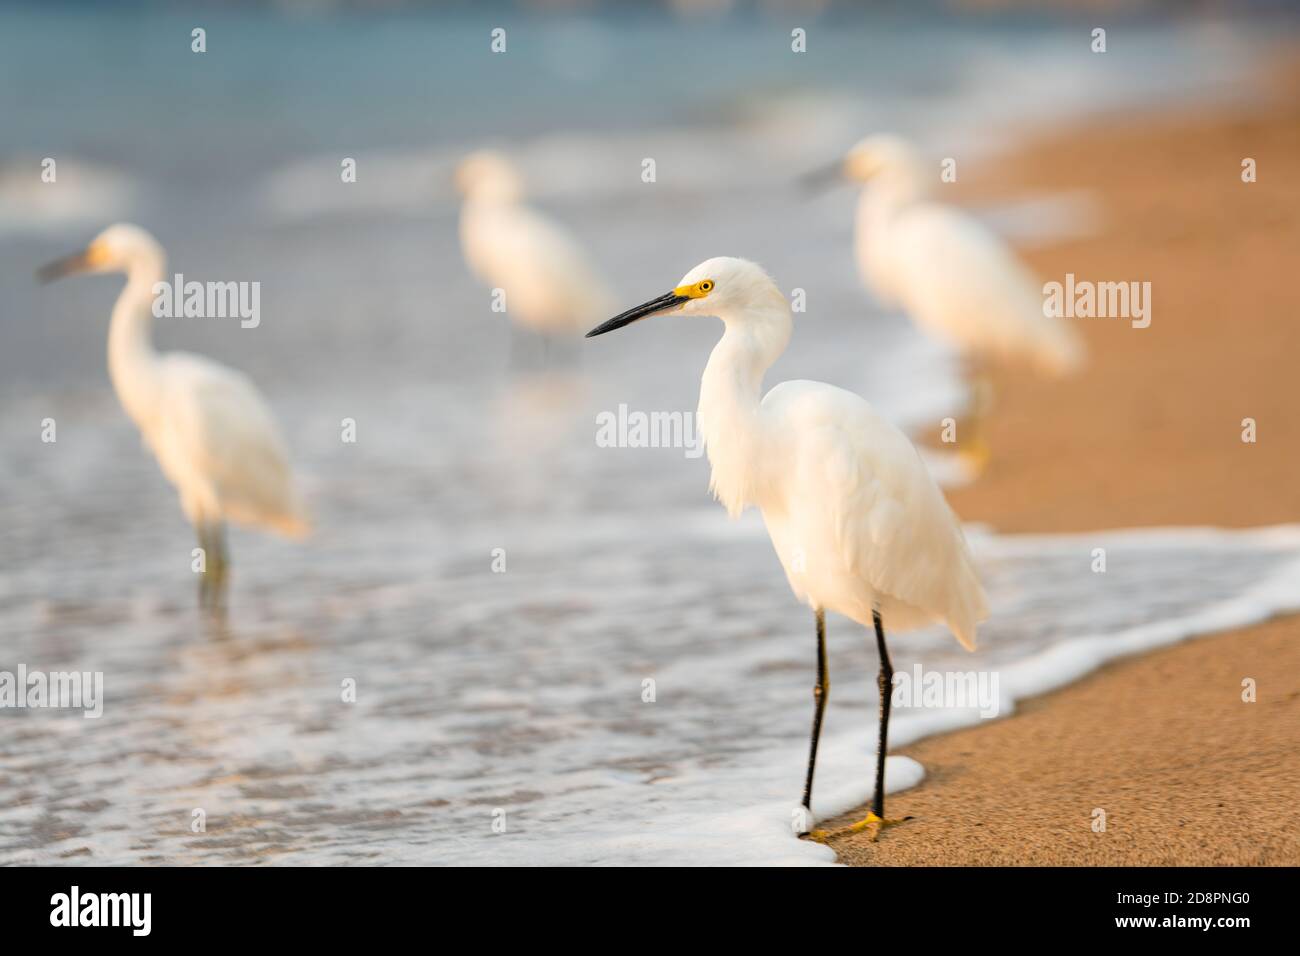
[826, 61, 1300, 865]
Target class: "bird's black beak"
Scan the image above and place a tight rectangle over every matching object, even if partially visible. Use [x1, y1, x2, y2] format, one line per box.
[798, 160, 846, 195]
[36, 250, 94, 284]
[585, 290, 690, 338]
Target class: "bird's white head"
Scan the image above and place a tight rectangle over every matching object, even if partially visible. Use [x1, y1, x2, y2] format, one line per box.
[37, 223, 165, 284]
[803, 134, 929, 203]
[585, 257, 788, 338]
[842, 134, 923, 182]
[455, 149, 525, 203]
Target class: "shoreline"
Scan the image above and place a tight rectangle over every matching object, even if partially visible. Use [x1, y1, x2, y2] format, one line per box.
[832, 617, 1300, 866]
[824, 59, 1300, 865]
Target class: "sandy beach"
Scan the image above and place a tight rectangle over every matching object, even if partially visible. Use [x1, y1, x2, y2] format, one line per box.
[825, 60, 1300, 866]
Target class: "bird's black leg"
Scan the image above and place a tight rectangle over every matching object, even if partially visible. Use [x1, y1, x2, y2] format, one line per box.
[810, 609, 910, 843]
[872, 608, 893, 818]
[210, 522, 229, 613]
[801, 608, 829, 815]
[196, 524, 211, 609]
[195, 521, 228, 614]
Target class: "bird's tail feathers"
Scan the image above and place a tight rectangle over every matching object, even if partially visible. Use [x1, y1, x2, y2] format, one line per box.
[243, 495, 312, 539]
[1030, 317, 1087, 378]
[269, 512, 313, 539]
[945, 553, 989, 652]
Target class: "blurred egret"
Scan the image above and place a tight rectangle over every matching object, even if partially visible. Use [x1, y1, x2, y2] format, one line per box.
[810, 134, 1085, 466]
[38, 224, 309, 610]
[587, 257, 988, 840]
[456, 150, 616, 345]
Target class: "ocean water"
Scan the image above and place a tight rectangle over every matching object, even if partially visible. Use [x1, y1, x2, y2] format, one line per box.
[2, 5, 1297, 865]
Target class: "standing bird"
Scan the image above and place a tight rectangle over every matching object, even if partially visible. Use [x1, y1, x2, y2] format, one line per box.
[586, 257, 987, 840]
[38, 224, 309, 610]
[810, 134, 1085, 467]
[456, 150, 616, 348]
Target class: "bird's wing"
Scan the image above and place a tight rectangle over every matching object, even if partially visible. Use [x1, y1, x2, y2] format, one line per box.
[153, 352, 307, 535]
[461, 202, 614, 331]
[764, 381, 987, 647]
[891, 203, 1085, 376]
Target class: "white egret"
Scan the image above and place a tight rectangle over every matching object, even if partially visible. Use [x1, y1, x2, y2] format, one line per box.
[587, 257, 988, 840]
[811, 134, 1085, 466]
[38, 224, 309, 610]
[456, 150, 616, 344]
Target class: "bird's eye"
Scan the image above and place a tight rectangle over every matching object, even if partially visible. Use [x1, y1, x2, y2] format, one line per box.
[699, 280, 713, 293]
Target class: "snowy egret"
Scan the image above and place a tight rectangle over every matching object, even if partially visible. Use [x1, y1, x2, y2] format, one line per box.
[810, 134, 1085, 466]
[38, 224, 309, 610]
[456, 150, 616, 345]
[587, 257, 988, 839]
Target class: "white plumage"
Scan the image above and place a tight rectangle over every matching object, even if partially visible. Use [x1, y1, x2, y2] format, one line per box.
[678, 257, 987, 648]
[586, 257, 987, 833]
[847, 134, 1084, 377]
[752, 379, 986, 649]
[145, 352, 305, 536]
[39, 223, 307, 607]
[456, 150, 615, 337]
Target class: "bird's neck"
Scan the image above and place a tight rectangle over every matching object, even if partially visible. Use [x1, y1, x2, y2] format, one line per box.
[857, 172, 926, 304]
[464, 184, 522, 207]
[108, 262, 165, 428]
[698, 302, 791, 517]
[871, 161, 931, 208]
[859, 175, 923, 229]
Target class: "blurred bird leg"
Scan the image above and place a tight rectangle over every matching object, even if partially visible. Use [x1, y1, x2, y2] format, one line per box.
[210, 522, 229, 613]
[197, 521, 229, 614]
[960, 363, 994, 474]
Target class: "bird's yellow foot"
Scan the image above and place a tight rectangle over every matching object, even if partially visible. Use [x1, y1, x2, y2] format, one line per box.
[846, 810, 913, 842]
[958, 437, 991, 475]
[804, 812, 914, 843]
